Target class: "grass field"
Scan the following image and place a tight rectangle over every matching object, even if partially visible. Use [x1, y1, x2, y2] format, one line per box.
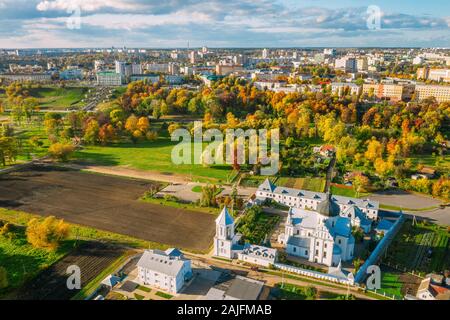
[0, 225, 71, 295]
[380, 272, 403, 298]
[276, 177, 326, 192]
[0, 121, 49, 168]
[240, 175, 276, 188]
[73, 137, 233, 183]
[383, 221, 449, 275]
[273, 283, 352, 300]
[29, 86, 88, 110]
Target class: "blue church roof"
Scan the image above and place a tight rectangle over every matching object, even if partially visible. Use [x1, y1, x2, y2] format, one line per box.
[216, 206, 234, 225]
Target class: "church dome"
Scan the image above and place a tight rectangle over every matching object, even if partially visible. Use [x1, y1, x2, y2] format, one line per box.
[316, 192, 340, 217]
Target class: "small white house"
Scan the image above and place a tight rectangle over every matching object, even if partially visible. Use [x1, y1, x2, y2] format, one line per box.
[136, 248, 192, 294]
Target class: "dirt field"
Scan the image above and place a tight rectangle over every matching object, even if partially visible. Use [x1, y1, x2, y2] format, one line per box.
[14, 241, 125, 300]
[0, 165, 215, 251]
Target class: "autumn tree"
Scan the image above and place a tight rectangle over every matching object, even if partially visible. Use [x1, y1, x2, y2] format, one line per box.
[364, 138, 383, 162]
[353, 175, 370, 196]
[137, 116, 150, 133]
[48, 142, 75, 162]
[26, 216, 70, 250]
[83, 119, 100, 144]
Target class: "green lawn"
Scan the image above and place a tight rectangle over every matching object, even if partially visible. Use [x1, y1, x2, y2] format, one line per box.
[0, 207, 176, 298]
[380, 272, 403, 298]
[140, 196, 220, 215]
[384, 221, 449, 275]
[240, 175, 276, 188]
[0, 120, 50, 168]
[155, 291, 173, 299]
[137, 285, 151, 293]
[29, 86, 88, 110]
[408, 154, 450, 174]
[0, 225, 72, 295]
[73, 137, 233, 184]
[276, 176, 326, 192]
[273, 283, 318, 300]
[134, 293, 145, 300]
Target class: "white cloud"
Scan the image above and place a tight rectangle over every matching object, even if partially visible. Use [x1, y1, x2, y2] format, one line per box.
[36, 0, 143, 12]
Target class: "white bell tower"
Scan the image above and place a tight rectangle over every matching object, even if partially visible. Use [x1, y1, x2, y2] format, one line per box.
[213, 206, 236, 259]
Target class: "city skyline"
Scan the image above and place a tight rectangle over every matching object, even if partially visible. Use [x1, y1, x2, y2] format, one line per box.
[0, 0, 449, 48]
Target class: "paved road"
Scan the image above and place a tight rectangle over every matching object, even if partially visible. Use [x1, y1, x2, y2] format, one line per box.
[368, 190, 449, 225]
[324, 156, 336, 193]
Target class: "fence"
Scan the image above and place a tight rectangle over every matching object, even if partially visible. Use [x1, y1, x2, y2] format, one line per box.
[354, 213, 405, 285]
[273, 262, 354, 285]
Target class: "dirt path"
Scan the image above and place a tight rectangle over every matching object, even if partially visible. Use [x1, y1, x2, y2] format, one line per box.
[65, 163, 195, 184]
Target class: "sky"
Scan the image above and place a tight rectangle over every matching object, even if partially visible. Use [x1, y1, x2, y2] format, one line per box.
[0, 0, 449, 48]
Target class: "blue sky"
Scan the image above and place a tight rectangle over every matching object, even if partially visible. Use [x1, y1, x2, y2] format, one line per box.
[0, 0, 448, 48]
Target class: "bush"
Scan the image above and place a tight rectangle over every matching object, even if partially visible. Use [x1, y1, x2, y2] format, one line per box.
[26, 216, 70, 251]
[48, 142, 75, 161]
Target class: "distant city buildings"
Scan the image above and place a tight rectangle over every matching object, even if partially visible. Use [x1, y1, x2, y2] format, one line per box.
[96, 71, 122, 86]
[416, 67, 450, 82]
[335, 56, 357, 73]
[415, 84, 450, 103]
[362, 83, 415, 102]
[0, 73, 52, 82]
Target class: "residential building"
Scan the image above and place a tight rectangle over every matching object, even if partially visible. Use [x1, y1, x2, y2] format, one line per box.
[96, 71, 122, 86]
[145, 63, 169, 73]
[330, 82, 361, 96]
[130, 74, 160, 84]
[416, 277, 450, 300]
[254, 80, 286, 91]
[0, 73, 52, 82]
[415, 84, 450, 103]
[131, 63, 142, 75]
[356, 57, 368, 72]
[323, 48, 336, 56]
[136, 248, 192, 294]
[362, 83, 414, 102]
[164, 75, 184, 85]
[59, 69, 83, 80]
[94, 60, 105, 71]
[417, 67, 450, 82]
[216, 64, 244, 76]
[334, 57, 357, 73]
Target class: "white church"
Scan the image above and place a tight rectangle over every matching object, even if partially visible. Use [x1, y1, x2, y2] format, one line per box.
[253, 179, 379, 267]
[214, 206, 277, 267]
